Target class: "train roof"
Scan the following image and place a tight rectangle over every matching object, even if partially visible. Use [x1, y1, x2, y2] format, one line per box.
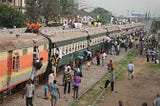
[0, 23, 144, 52]
[0, 32, 48, 52]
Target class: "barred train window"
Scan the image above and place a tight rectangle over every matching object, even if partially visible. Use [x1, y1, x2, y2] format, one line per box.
[23, 48, 28, 55]
[44, 44, 47, 50]
[13, 56, 19, 71]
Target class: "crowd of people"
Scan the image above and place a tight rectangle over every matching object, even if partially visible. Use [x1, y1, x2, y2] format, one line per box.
[22, 29, 160, 106]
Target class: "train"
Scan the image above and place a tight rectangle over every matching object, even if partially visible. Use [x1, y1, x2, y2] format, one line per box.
[0, 23, 144, 102]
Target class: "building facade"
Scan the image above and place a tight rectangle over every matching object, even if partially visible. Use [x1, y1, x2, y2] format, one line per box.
[0, 0, 25, 12]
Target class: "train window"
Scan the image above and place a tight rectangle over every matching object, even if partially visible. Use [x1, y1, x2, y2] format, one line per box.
[66, 46, 68, 54]
[23, 48, 28, 55]
[80, 42, 82, 49]
[75, 44, 77, 51]
[72, 44, 74, 51]
[13, 56, 19, 72]
[78, 43, 80, 50]
[62, 46, 65, 55]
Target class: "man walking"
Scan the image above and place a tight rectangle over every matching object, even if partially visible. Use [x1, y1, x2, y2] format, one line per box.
[127, 61, 135, 79]
[102, 51, 107, 67]
[153, 94, 160, 106]
[63, 68, 72, 100]
[23, 80, 35, 106]
[49, 80, 60, 106]
[73, 73, 81, 99]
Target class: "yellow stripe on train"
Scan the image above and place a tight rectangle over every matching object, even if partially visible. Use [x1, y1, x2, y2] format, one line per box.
[0, 62, 47, 82]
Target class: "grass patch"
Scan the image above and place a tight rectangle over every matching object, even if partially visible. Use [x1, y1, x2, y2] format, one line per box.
[71, 50, 138, 106]
[146, 63, 160, 72]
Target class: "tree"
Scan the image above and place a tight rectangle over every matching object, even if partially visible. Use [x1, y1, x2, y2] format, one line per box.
[25, 0, 77, 26]
[39, 0, 60, 26]
[25, 0, 40, 22]
[90, 7, 112, 24]
[0, 3, 26, 28]
[61, 0, 78, 18]
[150, 18, 157, 33]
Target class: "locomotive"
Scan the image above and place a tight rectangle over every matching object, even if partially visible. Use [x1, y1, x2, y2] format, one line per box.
[0, 23, 144, 102]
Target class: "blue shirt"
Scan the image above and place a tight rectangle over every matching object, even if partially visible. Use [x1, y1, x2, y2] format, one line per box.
[128, 63, 134, 71]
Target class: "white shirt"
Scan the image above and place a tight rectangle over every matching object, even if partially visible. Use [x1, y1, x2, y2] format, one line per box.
[102, 53, 107, 59]
[64, 65, 71, 72]
[154, 97, 160, 106]
[128, 63, 134, 71]
[56, 49, 62, 59]
[48, 73, 55, 84]
[25, 84, 35, 97]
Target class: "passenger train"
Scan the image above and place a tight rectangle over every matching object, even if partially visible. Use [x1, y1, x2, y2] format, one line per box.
[0, 23, 144, 102]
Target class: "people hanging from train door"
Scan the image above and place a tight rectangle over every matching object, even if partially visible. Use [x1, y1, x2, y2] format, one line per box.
[30, 57, 43, 81]
[33, 46, 39, 63]
[55, 47, 62, 72]
[51, 53, 59, 73]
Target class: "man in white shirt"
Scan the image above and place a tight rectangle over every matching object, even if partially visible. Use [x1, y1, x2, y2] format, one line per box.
[64, 64, 71, 72]
[127, 61, 135, 79]
[23, 80, 35, 106]
[102, 51, 107, 67]
[48, 71, 56, 84]
[56, 47, 62, 72]
[154, 94, 160, 106]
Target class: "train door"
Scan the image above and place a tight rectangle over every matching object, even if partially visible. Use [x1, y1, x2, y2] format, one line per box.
[7, 50, 13, 86]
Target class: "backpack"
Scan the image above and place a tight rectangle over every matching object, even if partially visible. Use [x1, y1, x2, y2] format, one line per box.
[35, 61, 43, 70]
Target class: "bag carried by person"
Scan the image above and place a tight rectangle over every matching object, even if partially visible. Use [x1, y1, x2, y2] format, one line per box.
[46, 91, 51, 99]
[45, 85, 51, 99]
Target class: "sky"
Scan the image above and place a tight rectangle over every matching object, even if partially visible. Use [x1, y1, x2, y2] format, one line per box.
[81, 0, 160, 17]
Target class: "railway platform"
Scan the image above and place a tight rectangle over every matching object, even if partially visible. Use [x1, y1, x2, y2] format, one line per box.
[2, 49, 129, 106]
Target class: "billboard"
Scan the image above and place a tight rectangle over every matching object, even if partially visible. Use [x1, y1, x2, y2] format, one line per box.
[131, 11, 144, 16]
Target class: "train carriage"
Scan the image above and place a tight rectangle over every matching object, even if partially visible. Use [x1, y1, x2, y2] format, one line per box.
[0, 23, 144, 102]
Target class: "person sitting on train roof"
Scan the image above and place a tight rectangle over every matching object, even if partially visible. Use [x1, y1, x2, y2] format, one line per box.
[25, 22, 33, 33]
[32, 22, 40, 33]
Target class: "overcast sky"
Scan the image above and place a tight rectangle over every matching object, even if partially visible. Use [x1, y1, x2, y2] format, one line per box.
[81, 0, 160, 17]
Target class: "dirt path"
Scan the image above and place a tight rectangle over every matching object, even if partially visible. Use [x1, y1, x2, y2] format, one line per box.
[97, 56, 160, 106]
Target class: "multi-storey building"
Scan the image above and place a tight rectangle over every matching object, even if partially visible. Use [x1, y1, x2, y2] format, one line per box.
[0, 0, 25, 12]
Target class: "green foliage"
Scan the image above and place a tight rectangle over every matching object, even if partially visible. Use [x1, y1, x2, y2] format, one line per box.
[90, 7, 112, 24]
[25, 0, 40, 22]
[150, 18, 157, 33]
[0, 3, 26, 28]
[39, 0, 60, 25]
[61, 0, 77, 18]
[25, 0, 77, 25]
